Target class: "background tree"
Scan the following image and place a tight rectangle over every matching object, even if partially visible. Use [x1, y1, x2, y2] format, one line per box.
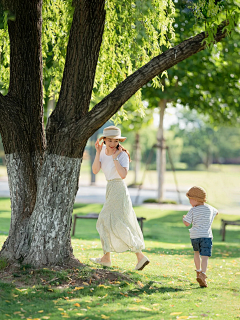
[141, 0, 240, 201]
[115, 98, 154, 185]
[170, 108, 240, 168]
[0, 0, 238, 267]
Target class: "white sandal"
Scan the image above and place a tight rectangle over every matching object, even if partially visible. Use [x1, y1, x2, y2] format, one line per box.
[89, 257, 111, 267]
[135, 256, 150, 270]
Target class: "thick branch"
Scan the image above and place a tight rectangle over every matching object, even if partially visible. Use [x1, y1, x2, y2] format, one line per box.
[46, 20, 229, 158]
[75, 20, 229, 140]
[1, 0, 45, 156]
[0, 92, 5, 112]
[50, 0, 105, 127]
[7, 0, 43, 105]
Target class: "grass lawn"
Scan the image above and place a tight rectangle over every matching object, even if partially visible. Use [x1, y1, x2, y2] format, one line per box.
[0, 198, 240, 320]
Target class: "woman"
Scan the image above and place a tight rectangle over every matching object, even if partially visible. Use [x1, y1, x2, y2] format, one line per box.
[90, 125, 149, 270]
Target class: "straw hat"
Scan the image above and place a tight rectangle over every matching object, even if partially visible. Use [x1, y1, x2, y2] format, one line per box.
[186, 186, 207, 203]
[99, 126, 126, 142]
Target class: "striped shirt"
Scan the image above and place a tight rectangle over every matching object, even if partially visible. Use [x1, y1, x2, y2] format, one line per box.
[183, 204, 218, 239]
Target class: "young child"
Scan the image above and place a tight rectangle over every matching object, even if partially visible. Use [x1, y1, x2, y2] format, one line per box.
[183, 186, 218, 287]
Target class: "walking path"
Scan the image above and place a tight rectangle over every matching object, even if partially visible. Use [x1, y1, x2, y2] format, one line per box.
[0, 177, 239, 214]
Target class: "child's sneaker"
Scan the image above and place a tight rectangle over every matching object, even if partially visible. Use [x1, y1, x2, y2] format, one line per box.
[197, 272, 208, 287]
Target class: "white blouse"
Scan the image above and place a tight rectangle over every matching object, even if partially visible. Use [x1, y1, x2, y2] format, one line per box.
[99, 145, 129, 180]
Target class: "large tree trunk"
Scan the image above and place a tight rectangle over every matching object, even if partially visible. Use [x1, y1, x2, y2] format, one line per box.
[0, 0, 45, 262]
[0, 0, 105, 266]
[156, 100, 166, 201]
[23, 153, 82, 267]
[0, 0, 230, 267]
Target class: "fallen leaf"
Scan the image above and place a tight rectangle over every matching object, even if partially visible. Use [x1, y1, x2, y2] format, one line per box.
[74, 303, 80, 307]
[140, 306, 152, 311]
[38, 310, 44, 313]
[16, 288, 27, 292]
[74, 287, 84, 290]
[170, 312, 182, 316]
[101, 315, 110, 319]
[177, 317, 189, 319]
[58, 308, 65, 311]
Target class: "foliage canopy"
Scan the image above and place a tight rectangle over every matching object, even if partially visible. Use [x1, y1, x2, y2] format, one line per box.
[0, 0, 239, 116]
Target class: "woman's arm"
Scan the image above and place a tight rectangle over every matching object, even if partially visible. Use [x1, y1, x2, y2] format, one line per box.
[113, 147, 128, 179]
[113, 159, 128, 179]
[92, 139, 103, 174]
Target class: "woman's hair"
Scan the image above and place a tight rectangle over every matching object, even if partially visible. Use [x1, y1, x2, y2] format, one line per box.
[119, 143, 131, 161]
[103, 139, 131, 161]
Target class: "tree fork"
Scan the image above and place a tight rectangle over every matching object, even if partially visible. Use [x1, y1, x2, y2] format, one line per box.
[46, 0, 106, 157]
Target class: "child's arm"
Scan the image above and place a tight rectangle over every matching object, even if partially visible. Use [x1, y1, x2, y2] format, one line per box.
[182, 215, 191, 226]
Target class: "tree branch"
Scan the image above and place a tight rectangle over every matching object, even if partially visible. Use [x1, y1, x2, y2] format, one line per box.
[76, 20, 229, 140]
[51, 0, 105, 126]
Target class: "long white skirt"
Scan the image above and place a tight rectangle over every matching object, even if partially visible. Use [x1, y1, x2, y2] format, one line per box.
[96, 179, 145, 254]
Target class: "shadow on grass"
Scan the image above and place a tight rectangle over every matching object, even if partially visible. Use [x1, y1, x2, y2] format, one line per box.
[71, 211, 240, 246]
[141, 243, 240, 258]
[1, 200, 240, 250]
[0, 279, 185, 320]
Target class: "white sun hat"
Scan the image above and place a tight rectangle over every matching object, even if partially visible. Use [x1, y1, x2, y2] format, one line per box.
[99, 126, 126, 142]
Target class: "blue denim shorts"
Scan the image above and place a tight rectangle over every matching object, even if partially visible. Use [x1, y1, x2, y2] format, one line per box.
[191, 238, 212, 257]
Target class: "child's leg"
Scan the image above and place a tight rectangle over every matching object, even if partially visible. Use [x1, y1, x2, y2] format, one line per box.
[194, 251, 201, 270]
[201, 256, 209, 273]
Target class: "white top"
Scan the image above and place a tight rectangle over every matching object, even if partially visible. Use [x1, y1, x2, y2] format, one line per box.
[99, 145, 129, 180]
[183, 204, 218, 239]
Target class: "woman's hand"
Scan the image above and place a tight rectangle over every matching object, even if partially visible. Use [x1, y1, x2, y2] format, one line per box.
[95, 139, 103, 153]
[112, 146, 122, 159]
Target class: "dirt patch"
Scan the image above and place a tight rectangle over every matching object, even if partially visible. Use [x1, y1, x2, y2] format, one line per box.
[0, 263, 132, 289]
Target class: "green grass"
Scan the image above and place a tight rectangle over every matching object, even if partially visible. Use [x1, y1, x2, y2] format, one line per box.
[0, 198, 240, 319]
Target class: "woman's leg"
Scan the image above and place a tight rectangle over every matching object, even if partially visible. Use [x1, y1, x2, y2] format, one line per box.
[101, 252, 111, 263]
[135, 252, 145, 263]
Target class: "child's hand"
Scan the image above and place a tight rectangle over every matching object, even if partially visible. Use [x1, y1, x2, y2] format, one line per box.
[183, 215, 186, 219]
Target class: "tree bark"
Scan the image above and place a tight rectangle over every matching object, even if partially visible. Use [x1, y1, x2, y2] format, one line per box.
[0, 0, 45, 262]
[22, 153, 82, 267]
[0, 0, 106, 266]
[157, 100, 166, 201]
